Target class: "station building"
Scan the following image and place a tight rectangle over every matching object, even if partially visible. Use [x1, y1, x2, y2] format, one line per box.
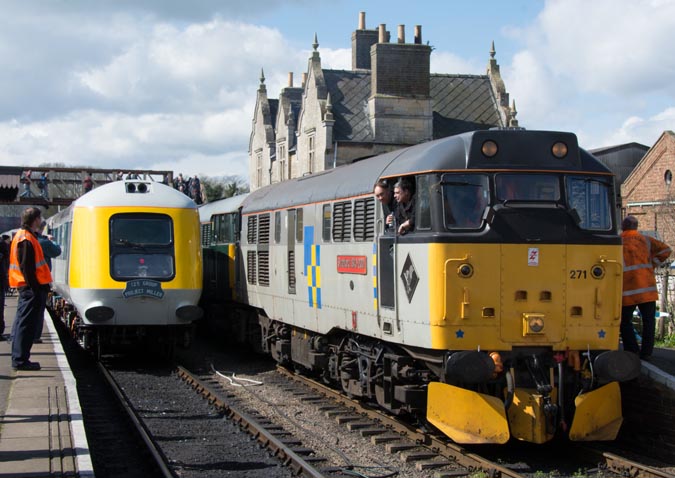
[249, 12, 517, 191]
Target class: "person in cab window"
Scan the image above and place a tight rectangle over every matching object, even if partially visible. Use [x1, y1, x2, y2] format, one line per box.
[373, 179, 397, 232]
[393, 177, 415, 235]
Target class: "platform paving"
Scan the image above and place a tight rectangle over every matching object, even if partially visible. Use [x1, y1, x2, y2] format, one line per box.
[0, 295, 93, 478]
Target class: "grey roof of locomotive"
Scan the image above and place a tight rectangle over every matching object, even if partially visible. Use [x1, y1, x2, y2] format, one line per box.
[242, 129, 611, 214]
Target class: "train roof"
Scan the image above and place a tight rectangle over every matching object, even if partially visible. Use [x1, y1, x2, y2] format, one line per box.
[243, 129, 611, 213]
[198, 193, 249, 222]
[72, 181, 198, 209]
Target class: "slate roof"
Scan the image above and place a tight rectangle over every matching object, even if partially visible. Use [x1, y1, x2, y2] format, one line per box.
[322, 70, 503, 143]
[268, 99, 279, 130]
[323, 70, 373, 142]
[431, 74, 503, 137]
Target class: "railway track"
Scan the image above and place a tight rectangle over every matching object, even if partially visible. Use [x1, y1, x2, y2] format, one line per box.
[273, 366, 675, 478]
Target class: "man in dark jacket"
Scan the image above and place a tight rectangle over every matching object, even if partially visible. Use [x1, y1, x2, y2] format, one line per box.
[9, 208, 53, 370]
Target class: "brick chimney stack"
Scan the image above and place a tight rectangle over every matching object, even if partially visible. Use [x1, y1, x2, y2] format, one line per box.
[351, 11, 379, 70]
[368, 20, 433, 144]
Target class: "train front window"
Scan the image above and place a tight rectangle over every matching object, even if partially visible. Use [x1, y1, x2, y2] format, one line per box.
[495, 174, 560, 202]
[110, 213, 175, 281]
[441, 173, 489, 230]
[566, 176, 613, 230]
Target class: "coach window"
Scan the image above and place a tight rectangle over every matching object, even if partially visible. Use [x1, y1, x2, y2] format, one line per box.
[296, 208, 303, 242]
[274, 211, 281, 243]
[322, 204, 331, 241]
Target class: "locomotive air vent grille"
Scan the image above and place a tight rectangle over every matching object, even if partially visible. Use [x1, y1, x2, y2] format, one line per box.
[571, 306, 583, 317]
[540, 291, 552, 301]
[201, 223, 212, 247]
[247, 216, 257, 244]
[258, 213, 271, 245]
[258, 251, 270, 286]
[288, 250, 296, 294]
[332, 201, 352, 242]
[353, 197, 375, 242]
[515, 290, 527, 301]
[247, 250, 257, 285]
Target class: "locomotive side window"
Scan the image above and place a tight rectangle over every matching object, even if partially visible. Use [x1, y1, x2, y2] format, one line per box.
[296, 208, 304, 242]
[495, 174, 560, 202]
[416, 175, 432, 230]
[442, 173, 489, 230]
[274, 211, 281, 244]
[566, 177, 613, 230]
[322, 205, 331, 242]
[109, 213, 175, 281]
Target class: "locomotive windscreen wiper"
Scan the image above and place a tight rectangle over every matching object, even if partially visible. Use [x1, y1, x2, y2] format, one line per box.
[116, 239, 148, 250]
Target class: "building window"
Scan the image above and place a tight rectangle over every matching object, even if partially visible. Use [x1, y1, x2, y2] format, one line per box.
[256, 152, 263, 188]
[666, 170, 672, 186]
[279, 145, 286, 181]
[308, 135, 315, 174]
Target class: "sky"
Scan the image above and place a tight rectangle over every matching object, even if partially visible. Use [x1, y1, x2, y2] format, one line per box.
[0, 0, 674, 183]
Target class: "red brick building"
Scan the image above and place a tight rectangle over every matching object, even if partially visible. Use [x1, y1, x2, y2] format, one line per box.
[622, 131, 675, 246]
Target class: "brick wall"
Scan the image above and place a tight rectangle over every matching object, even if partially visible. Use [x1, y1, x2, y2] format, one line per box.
[619, 376, 675, 462]
[371, 43, 431, 98]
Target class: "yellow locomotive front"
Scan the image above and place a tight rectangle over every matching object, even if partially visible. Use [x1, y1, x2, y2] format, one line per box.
[411, 136, 641, 444]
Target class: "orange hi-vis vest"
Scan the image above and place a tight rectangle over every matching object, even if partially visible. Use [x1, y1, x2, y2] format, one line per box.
[622, 230, 672, 306]
[9, 228, 53, 288]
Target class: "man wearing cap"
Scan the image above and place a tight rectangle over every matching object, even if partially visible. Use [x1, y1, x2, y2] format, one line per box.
[8, 208, 53, 370]
[620, 215, 672, 360]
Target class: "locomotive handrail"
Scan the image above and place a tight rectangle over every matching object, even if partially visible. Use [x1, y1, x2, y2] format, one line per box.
[443, 254, 470, 321]
[599, 256, 623, 320]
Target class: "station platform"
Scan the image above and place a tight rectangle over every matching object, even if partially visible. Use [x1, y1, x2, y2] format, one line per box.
[0, 295, 93, 478]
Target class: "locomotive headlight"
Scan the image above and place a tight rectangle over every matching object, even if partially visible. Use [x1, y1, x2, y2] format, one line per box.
[551, 141, 568, 158]
[481, 140, 498, 158]
[458, 263, 474, 278]
[523, 313, 545, 335]
[591, 264, 605, 279]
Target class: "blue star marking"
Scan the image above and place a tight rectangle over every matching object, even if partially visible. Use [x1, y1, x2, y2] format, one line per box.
[455, 329, 464, 339]
[598, 329, 606, 339]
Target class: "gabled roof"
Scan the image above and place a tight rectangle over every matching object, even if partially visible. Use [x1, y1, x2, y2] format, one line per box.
[268, 99, 279, 130]
[322, 70, 504, 143]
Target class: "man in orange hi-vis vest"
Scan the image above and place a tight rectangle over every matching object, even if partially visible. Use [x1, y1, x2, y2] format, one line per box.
[621, 215, 672, 361]
[9, 207, 52, 371]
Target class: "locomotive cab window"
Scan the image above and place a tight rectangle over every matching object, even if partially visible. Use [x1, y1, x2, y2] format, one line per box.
[496, 174, 560, 203]
[566, 176, 613, 231]
[109, 213, 175, 281]
[442, 173, 489, 230]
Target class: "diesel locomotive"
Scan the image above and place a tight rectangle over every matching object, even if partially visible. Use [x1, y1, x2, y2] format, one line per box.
[200, 129, 641, 444]
[47, 180, 203, 356]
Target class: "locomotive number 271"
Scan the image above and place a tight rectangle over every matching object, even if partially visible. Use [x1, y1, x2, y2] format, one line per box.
[569, 270, 587, 279]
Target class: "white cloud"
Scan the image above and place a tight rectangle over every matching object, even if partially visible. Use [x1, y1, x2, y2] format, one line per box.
[431, 51, 481, 75]
[601, 107, 675, 147]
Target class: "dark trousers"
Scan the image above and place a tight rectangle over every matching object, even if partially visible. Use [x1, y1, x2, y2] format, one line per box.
[11, 287, 46, 367]
[0, 284, 5, 335]
[620, 301, 656, 357]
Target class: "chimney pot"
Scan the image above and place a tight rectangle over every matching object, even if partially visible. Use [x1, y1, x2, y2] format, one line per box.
[288, 72, 293, 87]
[398, 25, 405, 43]
[414, 25, 422, 44]
[378, 24, 387, 43]
[301, 72, 307, 88]
[358, 11, 365, 30]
